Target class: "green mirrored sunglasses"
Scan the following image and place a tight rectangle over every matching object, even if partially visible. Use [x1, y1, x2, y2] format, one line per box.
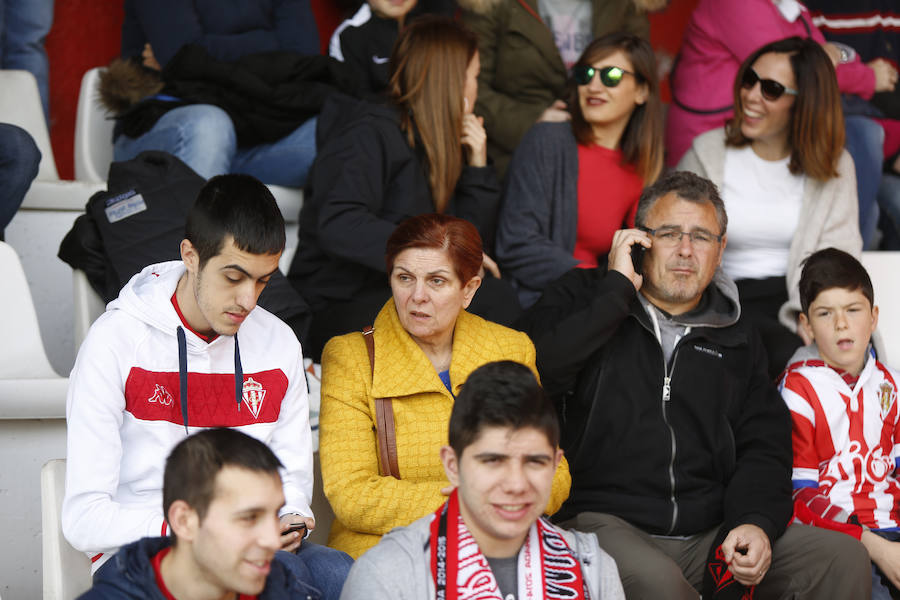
[573, 65, 636, 87]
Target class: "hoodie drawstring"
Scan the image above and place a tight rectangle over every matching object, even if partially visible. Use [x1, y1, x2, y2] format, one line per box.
[234, 333, 243, 412]
[177, 326, 189, 434]
[176, 327, 245, 434]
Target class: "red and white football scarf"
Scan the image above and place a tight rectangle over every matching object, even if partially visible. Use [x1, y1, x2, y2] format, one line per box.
[429, 490, 590, 600]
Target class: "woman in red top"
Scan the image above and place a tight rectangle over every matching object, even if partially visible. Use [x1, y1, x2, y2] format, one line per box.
[495, 32, 663, 307]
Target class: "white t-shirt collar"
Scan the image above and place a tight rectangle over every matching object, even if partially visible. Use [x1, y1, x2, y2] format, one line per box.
[774, 0, 803, 22]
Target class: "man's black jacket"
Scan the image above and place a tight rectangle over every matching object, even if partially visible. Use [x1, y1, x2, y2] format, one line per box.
[518, 267, 793, 545]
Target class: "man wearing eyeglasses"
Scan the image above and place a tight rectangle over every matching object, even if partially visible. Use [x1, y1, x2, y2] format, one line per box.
[517, 170, 870, 599]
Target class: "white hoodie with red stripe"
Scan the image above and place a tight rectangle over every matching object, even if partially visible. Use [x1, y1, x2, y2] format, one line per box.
[62, 261, 313, 571]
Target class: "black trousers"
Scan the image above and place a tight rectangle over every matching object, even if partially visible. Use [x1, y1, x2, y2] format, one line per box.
[735, 276, 803, 381]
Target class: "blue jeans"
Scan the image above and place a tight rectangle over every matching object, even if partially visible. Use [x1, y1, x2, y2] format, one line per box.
[0, 0, 53, 120]
[114, 104, 317, 187]
[0, 123, 40, 233]
[845, 115, 884, 249]
[276, 542, 353, 600]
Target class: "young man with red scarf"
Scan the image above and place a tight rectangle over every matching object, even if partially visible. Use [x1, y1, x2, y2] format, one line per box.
[339, 360, 625, 600]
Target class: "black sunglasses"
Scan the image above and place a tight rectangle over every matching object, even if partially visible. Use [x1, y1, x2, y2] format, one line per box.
[741, 68, 798, 101]
[573, 65, 636, 87]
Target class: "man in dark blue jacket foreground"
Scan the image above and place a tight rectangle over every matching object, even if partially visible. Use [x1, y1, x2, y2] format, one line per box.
[79, 429, 323, 600]
[518, 171, 871, 599]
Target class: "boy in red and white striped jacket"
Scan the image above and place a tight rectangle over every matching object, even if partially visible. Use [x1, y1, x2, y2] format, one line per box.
[780, 248, 900, 597]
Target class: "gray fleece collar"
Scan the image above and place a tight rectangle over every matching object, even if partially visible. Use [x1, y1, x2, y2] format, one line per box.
[639, 268, 741, 329]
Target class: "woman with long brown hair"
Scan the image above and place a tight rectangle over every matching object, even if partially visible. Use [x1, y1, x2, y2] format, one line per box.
[496, 32, 664, 307]
[678, 36, 862, 377]
[288, 16, 512, 360]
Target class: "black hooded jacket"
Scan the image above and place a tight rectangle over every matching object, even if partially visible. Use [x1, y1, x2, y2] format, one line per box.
[518, 267, 793, 546]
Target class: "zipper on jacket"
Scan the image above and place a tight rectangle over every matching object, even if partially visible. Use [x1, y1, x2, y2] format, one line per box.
[646, 307, 688, 535]
[662, 349, 680, 534]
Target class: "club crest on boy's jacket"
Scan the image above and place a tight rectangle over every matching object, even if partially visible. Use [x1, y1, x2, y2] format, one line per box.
[880, 381, 895, 419]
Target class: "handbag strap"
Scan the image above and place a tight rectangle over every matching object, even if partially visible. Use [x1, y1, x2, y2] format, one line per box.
[363, 326, 401, 480]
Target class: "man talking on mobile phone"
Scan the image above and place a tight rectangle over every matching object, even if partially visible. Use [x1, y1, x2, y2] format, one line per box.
[517, 171, 871, 598]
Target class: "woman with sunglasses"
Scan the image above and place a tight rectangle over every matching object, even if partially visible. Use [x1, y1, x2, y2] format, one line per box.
[495, 32, 663, 307]
[678, 37, 862, 378]
[458, 0, 665, 179]
[666, 0, 899, 249]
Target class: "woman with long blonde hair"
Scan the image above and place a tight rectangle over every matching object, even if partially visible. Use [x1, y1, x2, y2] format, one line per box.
[289, 16, 513, 360]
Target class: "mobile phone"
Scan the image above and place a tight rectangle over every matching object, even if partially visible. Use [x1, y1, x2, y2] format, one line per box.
[631, 242, 645, 275]
[283, 522, 307, 536]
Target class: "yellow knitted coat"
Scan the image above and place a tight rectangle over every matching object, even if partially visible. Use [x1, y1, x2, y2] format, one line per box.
[319, 300, 571, 558]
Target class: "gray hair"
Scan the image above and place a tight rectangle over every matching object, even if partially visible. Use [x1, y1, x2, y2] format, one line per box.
[634, 171, 727, 235]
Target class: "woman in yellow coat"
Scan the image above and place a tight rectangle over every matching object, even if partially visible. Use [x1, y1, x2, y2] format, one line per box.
[319, 213, 571, 558]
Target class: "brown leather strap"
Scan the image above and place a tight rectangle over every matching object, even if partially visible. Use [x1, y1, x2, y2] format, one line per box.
[363, 326, 401, 480]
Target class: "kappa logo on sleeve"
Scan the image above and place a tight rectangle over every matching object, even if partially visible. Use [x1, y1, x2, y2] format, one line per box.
[147, 384, 174, 406]
[242, 377, 267, 419]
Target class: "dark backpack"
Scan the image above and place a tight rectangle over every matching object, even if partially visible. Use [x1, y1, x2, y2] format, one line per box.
[58, 151, 310, 329]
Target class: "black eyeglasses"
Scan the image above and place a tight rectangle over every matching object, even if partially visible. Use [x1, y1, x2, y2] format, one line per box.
[741, 68, 798, 101]
[573, 65, 636, 87]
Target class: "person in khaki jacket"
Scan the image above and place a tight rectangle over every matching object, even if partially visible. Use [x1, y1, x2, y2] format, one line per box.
[459, 0, 665, 177]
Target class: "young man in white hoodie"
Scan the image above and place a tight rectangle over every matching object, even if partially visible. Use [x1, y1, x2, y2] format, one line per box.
[62, 174, 351, 599]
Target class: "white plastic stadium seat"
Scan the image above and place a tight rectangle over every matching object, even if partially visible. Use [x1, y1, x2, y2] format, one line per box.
[41, 459, 91, 600]
[0, 241, 68, 417]
[1, 69, 58, 180]
[0, 69, 105, 376]
[861, 251, 900, 370]
[72, 269, 108, 348]
[0, 69, 104, 200]
[74, 67, 114, 182]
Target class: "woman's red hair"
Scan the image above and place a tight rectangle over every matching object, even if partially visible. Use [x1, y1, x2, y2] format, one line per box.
[385, 214, 483, 283]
